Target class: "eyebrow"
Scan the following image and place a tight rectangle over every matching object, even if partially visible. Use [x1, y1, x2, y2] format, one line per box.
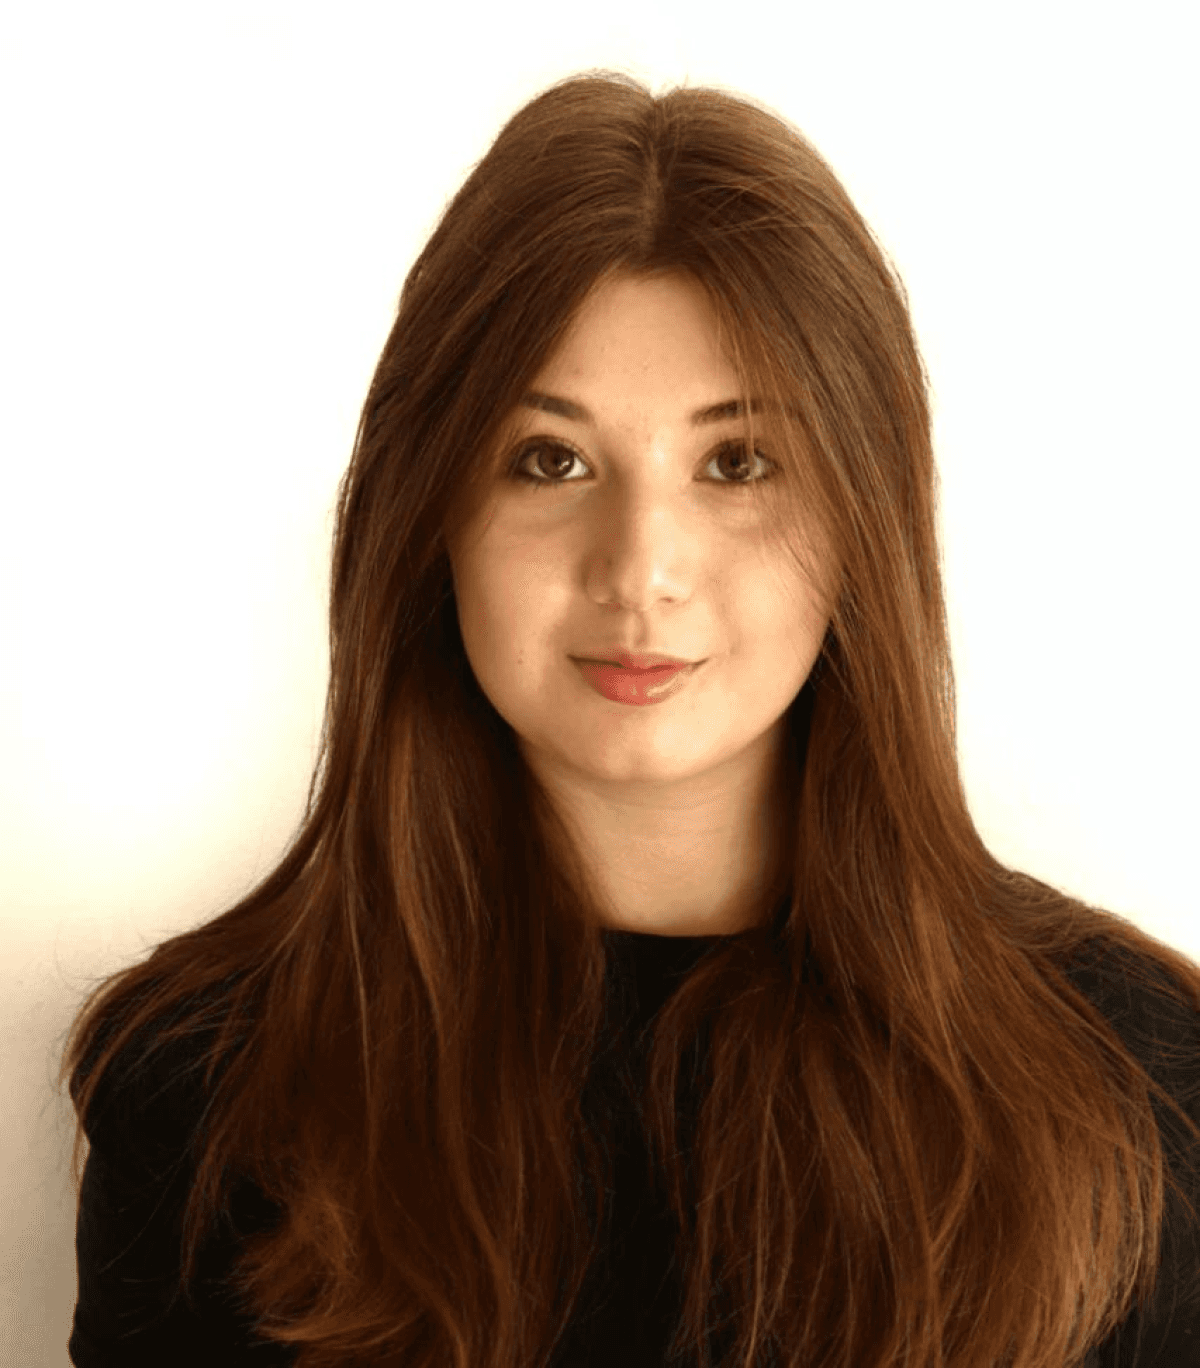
[520, 392, 784, 426]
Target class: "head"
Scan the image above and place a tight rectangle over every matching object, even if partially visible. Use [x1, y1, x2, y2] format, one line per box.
[334, 68, 942, 907]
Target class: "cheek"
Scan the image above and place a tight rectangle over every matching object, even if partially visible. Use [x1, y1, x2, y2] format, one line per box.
[449, 551, 500, 665]
[458, 554, 545, 675]
[749, 581, 829, 672]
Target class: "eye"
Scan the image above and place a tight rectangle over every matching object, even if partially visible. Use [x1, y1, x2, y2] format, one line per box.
[508, 437, 778, 491]
[509, 439, 588, 488]
[706, 439, 777, 484]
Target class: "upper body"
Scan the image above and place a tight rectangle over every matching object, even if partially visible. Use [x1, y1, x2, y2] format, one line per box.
[60, 71, 1200, 1368]
[69, 930, 1200, 1367]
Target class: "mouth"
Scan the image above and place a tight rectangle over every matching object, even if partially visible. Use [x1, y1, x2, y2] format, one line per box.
[574, 656, 705, 705]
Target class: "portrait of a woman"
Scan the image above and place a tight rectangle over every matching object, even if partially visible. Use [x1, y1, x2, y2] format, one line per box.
[59, 69, 1200, 1368]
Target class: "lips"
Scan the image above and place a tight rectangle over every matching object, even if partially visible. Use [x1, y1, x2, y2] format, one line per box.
[575, 657, 702, 705]
[576, 649, 696, 671]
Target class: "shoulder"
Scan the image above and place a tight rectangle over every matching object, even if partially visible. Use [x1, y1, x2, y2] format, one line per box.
[1056, 936, 1200, 1087]
[70, 980, 289, 1365]
[1055, 937, 1200, 1362]
[80, 981, 242, 1181]
[1055, 935, 1200, 1151]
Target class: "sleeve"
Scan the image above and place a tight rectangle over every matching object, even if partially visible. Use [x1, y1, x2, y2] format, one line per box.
[67, 1030, 293, 1367]
[1069, 942, 1200, 1366]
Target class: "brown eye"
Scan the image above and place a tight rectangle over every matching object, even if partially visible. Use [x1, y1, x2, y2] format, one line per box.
[708, 440, 776, 484]
[715, 442, 752, 481]
[511, 440, 585, 487]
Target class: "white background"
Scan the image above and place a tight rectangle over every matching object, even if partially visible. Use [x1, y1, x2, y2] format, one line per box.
[2, 2, 1196, 1361]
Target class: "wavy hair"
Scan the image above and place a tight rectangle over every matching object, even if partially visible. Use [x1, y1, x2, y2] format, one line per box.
[59, 68, 1200, 1368]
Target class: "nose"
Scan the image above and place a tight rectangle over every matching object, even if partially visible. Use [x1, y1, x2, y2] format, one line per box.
[585, 485, 698, 611]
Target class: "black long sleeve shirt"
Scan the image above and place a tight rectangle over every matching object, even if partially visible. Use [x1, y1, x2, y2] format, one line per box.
[68, 931, 1200, 1365]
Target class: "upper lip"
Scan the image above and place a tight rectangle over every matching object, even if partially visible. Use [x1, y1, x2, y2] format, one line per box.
[574, 648, 698, 670]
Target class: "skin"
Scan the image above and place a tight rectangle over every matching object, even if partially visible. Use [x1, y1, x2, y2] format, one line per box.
[447, 269, 835, 936]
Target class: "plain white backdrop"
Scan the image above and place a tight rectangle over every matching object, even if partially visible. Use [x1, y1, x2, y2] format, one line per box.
[2, 2, 1196, 1361]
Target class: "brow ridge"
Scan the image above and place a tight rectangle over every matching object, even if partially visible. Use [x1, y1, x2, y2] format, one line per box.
[520, 392, 785, 426]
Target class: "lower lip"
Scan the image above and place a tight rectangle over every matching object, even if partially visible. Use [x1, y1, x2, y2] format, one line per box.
[574, 659, 704, 706]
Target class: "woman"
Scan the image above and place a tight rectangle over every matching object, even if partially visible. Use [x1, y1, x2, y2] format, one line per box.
[61, 69, 1200, 1368]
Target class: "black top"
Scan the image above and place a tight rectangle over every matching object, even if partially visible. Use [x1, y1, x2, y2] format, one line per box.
[68, 932, 1200, 1366]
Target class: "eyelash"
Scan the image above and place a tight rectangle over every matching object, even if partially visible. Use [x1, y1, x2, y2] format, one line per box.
[507, 438, 779, 492]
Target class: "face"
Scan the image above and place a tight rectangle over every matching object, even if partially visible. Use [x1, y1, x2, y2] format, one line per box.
[446, 269, 835, 809]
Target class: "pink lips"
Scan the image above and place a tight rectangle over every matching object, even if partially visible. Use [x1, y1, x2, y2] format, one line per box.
[575, 658, 702, 706]
[579, 648, 695, 670]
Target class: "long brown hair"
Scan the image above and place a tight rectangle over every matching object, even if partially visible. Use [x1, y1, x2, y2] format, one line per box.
[58, 68, 1200, 1368]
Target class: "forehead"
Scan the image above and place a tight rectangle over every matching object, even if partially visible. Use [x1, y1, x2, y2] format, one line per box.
[532, 270, 738, 391]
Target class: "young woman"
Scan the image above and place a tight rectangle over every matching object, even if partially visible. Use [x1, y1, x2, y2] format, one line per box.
[61, 69, 1200, 1368]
